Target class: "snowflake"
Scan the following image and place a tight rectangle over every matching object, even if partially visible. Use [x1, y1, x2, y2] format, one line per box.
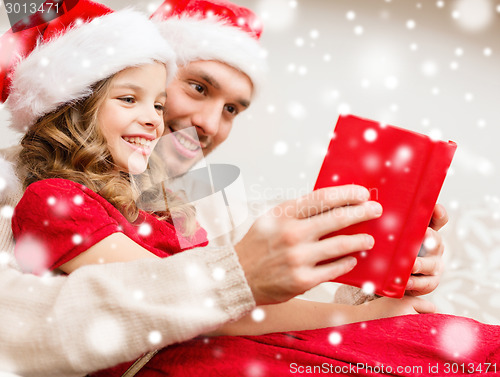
[453, 0, 494, 31]
[439, 318, 478, 358]
[362, 281, 375, 295]
[297, 66, 307, 75]
[148, 330, 162, 345]
[295, 37, 304, 47]
[0, 251, 11, 266]
[384, 76, 399, 90]
[363, 129, 377, 143]
[464, 93, 474, 102]
[422, 60, 438, 76]
[354, 25, 364, 35]
[138, 222, 152, 236]
[309, 29, 319, 39]
[406, 20, 416, 29]
[86, 316, 125, 355]
[423, 235, 438, 251]
[204, 298, 215, 308]
[251, 308, 266, 322]
[72, 234, 82, 245]
[337, 103, 351, 115]
[1, 205, 14, 219]
[246, 361, 265, 377]
[273, 141, 288, 155]
[328, 331, 342, 345]
[39, 57, 50, 67]
[133, 290, 144, 301]
[287, 101, 306, 119]
[212, 267, 226, 281]
[15, 235, 48, 274]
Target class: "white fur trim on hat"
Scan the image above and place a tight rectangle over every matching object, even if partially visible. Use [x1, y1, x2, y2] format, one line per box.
[0, 156, 21, 197]
[153, 15, 267, 93]
[6, 9, 177, 133]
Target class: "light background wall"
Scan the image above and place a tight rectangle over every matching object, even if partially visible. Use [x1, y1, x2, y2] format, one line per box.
[1, 0, 499, 209]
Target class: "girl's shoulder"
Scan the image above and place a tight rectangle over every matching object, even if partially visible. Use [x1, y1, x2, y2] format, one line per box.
[26, 178, 88, 194]
[25, 178, 103, 202]
[20, 178, 115, 215]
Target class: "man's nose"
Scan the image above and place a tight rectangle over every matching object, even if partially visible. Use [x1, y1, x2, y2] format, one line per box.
[193, 103, 222, 137]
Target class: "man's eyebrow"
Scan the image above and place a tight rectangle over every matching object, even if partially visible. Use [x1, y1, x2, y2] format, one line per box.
[199, 73, 221, 90]
[238, 98, 250, 109]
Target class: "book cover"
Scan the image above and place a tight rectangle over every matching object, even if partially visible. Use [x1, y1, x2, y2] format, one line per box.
[314, 114, 457, 298]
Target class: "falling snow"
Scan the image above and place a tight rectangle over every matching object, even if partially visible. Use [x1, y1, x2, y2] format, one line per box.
[362, 282, 375, 295]
[149, 330, 162, 345]
[439, 318, 478, 358]
[251, 308, 266, 322]
[138, 222, 152, 236]
[328, 331, 342, 345]
[87, 316, 125, 355]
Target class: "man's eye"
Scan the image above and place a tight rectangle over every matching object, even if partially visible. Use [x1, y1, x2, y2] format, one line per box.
[225, 104, 237, 115]
[190, 83, 205, 94]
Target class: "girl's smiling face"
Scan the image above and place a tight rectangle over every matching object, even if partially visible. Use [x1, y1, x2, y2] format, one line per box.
[98, 62, 167, 174]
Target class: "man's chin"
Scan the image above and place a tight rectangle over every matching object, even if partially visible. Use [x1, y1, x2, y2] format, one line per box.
[165, 159, 200, 179]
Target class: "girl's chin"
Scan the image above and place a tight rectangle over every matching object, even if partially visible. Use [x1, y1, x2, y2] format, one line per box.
[117, 156, 149, 175]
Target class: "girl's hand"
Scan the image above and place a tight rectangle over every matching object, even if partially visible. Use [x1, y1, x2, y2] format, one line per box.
[358, 296, 436, 322]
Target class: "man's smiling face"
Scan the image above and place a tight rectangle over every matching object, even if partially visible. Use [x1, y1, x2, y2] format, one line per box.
[157, 60, 253, 177]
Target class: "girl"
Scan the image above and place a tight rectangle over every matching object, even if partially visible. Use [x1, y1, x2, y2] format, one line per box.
[8, 2, 208, 281]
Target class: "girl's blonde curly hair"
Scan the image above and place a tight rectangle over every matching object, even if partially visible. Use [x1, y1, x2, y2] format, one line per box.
[19, 73, 198, 237]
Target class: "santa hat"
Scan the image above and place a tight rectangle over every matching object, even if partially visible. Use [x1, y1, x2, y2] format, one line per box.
[151, 0, 266, 92]
[0, 0, 177, 133]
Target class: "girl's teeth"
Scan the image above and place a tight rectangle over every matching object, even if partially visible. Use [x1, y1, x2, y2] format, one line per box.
[123, 137, 151, 147]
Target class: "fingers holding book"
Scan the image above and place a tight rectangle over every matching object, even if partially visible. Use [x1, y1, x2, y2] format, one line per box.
[234, 184, 383, 306]
[406, 228, 445, 296]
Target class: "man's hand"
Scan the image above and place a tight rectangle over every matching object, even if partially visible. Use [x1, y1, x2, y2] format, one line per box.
[235, 185, 383, 306]
[406, 204, 448, 296]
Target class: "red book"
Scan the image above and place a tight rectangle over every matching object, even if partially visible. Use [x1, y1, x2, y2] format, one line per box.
[314, 114, 457, 298]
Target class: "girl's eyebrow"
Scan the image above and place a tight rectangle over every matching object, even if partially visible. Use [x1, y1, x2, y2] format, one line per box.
[112, 83, 144, 92]
[112, 83, 167, 99]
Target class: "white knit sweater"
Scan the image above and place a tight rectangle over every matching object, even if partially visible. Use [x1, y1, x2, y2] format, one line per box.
[0, 146, 255, 377]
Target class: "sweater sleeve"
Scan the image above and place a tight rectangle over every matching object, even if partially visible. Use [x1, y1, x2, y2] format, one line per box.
[0, 244, 255, 377]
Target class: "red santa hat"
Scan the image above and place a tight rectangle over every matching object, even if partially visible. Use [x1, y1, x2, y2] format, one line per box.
[151, 0, 266, 92]
[0, 0, 177, 133]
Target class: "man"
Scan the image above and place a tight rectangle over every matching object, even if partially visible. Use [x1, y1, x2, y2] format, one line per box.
[0, 1, 445, 376]
[150, 0, 447, 299]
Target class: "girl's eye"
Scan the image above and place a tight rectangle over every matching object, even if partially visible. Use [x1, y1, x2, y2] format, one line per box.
[155, 104, 165, 112]
[119, 96, 135, 104]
